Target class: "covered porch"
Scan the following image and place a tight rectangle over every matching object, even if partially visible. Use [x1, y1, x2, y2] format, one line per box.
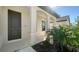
[0, 6, 58, 52]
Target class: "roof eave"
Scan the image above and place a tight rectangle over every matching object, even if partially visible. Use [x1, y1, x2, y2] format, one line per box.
[38, 6, 60, 18]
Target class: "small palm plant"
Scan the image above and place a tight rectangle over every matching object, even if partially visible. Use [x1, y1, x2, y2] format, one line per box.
[49, 26, 67, 51]
[49, 23, 79, 51]
[47, 17, 79, 51]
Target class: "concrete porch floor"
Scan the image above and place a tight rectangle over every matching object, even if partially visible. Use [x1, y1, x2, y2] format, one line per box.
[15, 47, 36, 52]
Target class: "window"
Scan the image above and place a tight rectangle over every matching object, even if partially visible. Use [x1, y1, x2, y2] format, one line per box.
[42, 21, 45, 31]
[8, 10, 21, 41]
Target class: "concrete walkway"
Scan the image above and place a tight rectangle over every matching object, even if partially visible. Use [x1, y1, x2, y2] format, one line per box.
[18, 47, 36, 52]
[16, 47, 36, 52]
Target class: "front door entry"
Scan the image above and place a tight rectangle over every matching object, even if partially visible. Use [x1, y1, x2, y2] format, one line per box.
[8, 10, 21, 41]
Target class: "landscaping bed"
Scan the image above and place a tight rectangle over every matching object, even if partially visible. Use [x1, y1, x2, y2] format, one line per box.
[32, 40, 73, 52]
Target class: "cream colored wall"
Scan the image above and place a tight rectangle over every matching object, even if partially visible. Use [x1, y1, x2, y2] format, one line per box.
[35, 7, 57, 44]
[57, 21, 69, 26]
[36, 13, 46, 43]
[0, 6, 58, 51]
[30, 7, 37, 45]
[49, 16, 57, 29]
[0, 6, 31, 52]
[0, 7, 3, 49]
[56, 16, 70, 26]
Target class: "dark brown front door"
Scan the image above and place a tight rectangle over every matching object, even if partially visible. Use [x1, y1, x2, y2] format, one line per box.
[8, 10, 21, 41]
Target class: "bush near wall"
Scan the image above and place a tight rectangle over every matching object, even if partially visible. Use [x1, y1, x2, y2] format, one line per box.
[49, 18, 79, 51]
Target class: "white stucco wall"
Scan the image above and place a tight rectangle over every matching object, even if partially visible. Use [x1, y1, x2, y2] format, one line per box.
[30, 7, 47, 45]
[0, 7, 3, 49]
[0, 6, 31, 52]
[0, 6, 57, 52]
[35, 8, 55, 44]
[36, 13, 46, 43]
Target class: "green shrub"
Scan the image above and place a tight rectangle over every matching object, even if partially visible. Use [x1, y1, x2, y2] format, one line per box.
[49, 22, 79, 48]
